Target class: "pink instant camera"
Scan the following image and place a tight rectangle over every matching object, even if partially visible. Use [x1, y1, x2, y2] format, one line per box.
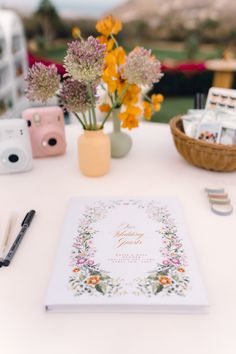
[22, 106, 66, 158]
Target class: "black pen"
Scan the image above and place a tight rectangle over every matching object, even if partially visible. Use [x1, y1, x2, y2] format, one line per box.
[3, 210, 36, 267]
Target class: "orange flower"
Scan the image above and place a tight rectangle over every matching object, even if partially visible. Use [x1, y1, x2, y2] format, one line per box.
[96, 15, 122, 37]
[112, 47, 126, 65]
[71, 26, 81, 39]
[121, 115, 139, 130]
[119, 105, 142, 119]
[122, 84, 141, 105]
[102, 47, 127, 94]
[86, 275, 100, 285]
[72, 267, 80, 273]
[153, 103, 161, 112]
[151, 94, 164, 112]
[104, 52, 117, 70]
[143, 101, 153, 120]
[99, 103, 111, 113]
[178, 267, 185, 273]
[116, 76, 127, 96]
[97, 35, 115, 51]
[119, 105, 141, 130]
[158, 276, 172, 285]
[151, 93, 164, 105]
[102, 52, 118, 94]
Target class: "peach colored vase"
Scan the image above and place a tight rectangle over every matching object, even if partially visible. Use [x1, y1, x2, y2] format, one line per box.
[78, 129, 111, 177]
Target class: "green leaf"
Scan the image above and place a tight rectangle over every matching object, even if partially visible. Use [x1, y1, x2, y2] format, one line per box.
[90, 271, 101, 276]
[95, 284, 105, 294]
[154, 283, 164, 294]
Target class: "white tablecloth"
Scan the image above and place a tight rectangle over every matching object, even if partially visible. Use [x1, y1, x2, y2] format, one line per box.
[0, 122, 236, 354]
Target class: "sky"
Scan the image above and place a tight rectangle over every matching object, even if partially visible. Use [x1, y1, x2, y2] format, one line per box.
[0, 0, 126, 17]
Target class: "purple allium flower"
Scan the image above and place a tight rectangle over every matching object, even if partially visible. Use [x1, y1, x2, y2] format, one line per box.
[26, 63, 60, 103]
[60, 79, 91, 113]
[122, 47, 163, 86]
[64, 36, 106, 84]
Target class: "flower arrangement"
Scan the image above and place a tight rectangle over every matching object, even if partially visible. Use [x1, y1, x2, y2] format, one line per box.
[25, 15, 164, 131]
[96, 15, 164, 129]
[26, 36, 107, 130]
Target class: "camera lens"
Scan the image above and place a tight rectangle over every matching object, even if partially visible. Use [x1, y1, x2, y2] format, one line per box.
[48, 138, 57, 146]
[8, 154, 19, 163]
[27, 120, 31, 127]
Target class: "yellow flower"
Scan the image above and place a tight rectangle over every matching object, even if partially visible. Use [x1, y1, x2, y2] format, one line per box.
[119, 105, 141, 130]
[112, 47, 126, 65]
[71, 26, 81, 39]
[98, 35, 115, 52]
[143, 101, 153, 120]
[104, 52, 117, 68]
[103, 66, 117, 80]
[151, 93, 164, 104]
[96, 15, 122, 37]
[122, 84, 141, 105]
[102, 47, 127, 95]
[116, 77, 127, 96]
[153, 103, 161, 112]
[119, 105, 142, 118]
[121, 115, 139, 130]
[99, 103, 111, 113]
[148, 94, 164, 113]
[102, 69, 118, 94]
[105, 78, 118, 94]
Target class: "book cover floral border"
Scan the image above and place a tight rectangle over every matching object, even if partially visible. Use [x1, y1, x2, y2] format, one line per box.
[69, 200, 190, 297]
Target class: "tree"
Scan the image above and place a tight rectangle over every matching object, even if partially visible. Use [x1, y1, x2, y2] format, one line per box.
[35, 0, 63, 46]
[184, 33, 200, 60]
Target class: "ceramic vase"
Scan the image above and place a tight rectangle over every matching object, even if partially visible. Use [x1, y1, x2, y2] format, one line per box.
[109, 108, 132, 158]
[78, 129, 110, 177]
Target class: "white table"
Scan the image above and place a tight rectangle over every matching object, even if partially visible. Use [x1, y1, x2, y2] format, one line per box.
[1, 122, 236, 354]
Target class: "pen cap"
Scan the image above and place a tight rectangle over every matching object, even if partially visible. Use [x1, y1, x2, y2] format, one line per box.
[194, 93, 205, 109]
[21, 210, 36, 226]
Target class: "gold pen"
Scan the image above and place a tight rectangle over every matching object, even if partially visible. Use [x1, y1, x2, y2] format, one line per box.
[0, 214, 15, 267]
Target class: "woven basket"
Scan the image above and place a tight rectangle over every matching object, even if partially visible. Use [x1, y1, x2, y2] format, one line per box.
[170, 115, 236, 172]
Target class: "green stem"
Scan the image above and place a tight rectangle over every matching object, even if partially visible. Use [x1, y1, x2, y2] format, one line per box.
[100, 83, 131, 128]
[73, 112, 86, 129]
[82, 112, 88, 129]
[110, 34, 119, 48]
[118, 83, 131, 105]
[101, 104, 116, 129]
[78, 33, 84, 41]
[109, 93, 114, 105]
[87, 83, 97, 129]
[143, 93, 152, 103]
[88, 108, 92, 129]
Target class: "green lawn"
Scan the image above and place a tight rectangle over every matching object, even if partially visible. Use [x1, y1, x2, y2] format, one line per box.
[37, 42, 221, 63]
[38, 45, 67, 61]
[152, 96, 193, 123]
[151, 47, 220, 62]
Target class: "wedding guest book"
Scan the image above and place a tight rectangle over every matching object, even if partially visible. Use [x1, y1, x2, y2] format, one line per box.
[45, 197, 208, 313]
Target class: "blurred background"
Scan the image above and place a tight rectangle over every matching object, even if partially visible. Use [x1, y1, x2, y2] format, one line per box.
[1, 0, 236, 122]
